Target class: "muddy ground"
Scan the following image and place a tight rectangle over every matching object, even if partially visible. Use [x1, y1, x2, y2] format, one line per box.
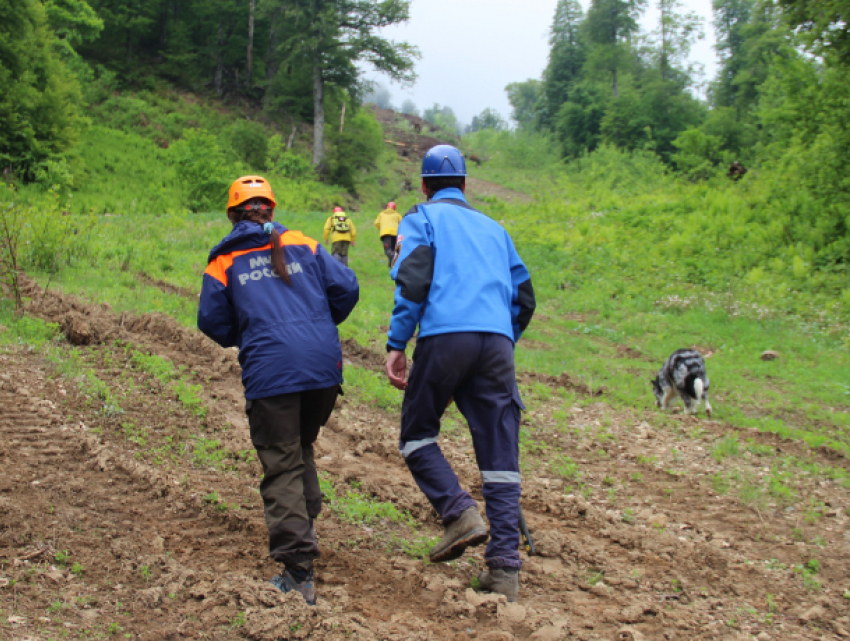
[1, 278, 849, 640]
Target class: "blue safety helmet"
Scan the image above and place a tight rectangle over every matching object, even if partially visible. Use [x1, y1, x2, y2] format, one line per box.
[420, 145, 467, 177]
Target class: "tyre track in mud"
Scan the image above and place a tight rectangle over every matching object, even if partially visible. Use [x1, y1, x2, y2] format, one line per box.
[0, 353, 477, 640]
[10, 276, 850, 639]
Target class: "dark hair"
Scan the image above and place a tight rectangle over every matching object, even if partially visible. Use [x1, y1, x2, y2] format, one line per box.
[423, 176, 465, 198]
[227, 198, 291, 285]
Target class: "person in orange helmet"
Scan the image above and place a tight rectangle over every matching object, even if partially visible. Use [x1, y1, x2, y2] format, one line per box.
[374, 201, 402, 267]
[198, 176, 359, 606]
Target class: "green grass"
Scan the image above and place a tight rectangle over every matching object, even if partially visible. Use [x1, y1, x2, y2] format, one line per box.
[319, 473, 414, 527]
[24, 199, 849, 467]
[7, 113, 848, 500]
[0, 301, 60, 348]
[318, 472, 438, 559]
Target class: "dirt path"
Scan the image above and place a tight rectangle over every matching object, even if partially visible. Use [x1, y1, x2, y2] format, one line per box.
[2, 279, 849, 640]
[465, 177, 531, 205]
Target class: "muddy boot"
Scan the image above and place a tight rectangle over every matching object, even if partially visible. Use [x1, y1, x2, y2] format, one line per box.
[270, 568, 316, 606]
[429, 506, 489, 563]
[478, 567, 519, 602]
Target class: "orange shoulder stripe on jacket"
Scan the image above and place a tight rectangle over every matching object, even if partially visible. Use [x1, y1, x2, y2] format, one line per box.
[204, 254, 234, 286]
[204, 231, 319, 285]
[281, 230, 319, 253]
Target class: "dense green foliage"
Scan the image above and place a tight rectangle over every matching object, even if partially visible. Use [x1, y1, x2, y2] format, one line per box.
[0, 0, 415, 193]
[78, 0, 417, 168]
[500, 0, 850, 269]
[0, 0, 90, 180]
[509, 0, 706, 162]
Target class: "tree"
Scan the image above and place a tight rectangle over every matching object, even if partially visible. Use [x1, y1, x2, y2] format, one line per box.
[325, 99, 384, 191]
[711, 0, 755, 108]
[467, 108, 507, 133]
[778, 0, 850, 62]
[554, 82, 608, 157]
[363, 83, 393, 109]
[83, 0, 160, 70]
[584, 0, 647, 97]
[423, 104, 460, 136]
[43, 0, 103, 48]
[0, 0, 84, 180]
[282, 0, 418, 167]
[655, 0, 703, 81]
[400, 98, 418, 115]
[541, 0, 586, 126]
[711, 0, 789, 114]
[505, 80, 541, 129]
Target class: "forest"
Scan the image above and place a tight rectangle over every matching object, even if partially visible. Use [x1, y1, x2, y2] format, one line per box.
[1, 0, 849, 275]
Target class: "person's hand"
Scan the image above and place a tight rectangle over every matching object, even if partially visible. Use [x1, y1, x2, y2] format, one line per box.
[351, 242, 356, 247]
[386, 350, 408, 390]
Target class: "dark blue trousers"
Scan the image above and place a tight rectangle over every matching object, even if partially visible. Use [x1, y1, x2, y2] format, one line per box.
[400, 332, 523, 569]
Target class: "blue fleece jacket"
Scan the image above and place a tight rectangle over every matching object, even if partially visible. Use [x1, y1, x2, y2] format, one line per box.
[387, 188, 535, 351]
[198, 220, 359, 399]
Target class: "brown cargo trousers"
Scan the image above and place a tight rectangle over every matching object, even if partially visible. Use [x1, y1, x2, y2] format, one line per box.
[246, 386, 339, 570]
[331, 240, 350, 267]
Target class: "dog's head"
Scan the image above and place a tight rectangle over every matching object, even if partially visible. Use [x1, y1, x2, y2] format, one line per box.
[650, 377, 664, 408]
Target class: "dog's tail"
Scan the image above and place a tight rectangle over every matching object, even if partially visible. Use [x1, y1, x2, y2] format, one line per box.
[694, 378, 704, 400]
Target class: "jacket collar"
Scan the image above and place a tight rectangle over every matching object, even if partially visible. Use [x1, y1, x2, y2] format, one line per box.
[429, 187, 467, 203]
[207, 220, 288, 262]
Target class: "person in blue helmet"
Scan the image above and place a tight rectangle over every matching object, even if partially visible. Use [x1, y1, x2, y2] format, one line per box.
[384, 145, 536, 602]
[198, 176, 359, 606]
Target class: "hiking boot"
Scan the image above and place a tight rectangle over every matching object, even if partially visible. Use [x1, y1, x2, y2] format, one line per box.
[269, 569, 316, 606]
[478, 567, 519, 602]
[429, 506, 489, 563]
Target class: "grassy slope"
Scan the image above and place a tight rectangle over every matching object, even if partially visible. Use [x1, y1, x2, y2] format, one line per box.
[35, 196, 850, 462]
[10, 97, 849, 485]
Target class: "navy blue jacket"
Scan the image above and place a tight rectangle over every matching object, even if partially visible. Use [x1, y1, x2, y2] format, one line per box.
[387, 188, 535, 351]
[198, 221, 359, 399]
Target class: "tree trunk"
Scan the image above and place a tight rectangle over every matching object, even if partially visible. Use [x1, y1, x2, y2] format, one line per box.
[339, 101, 346, 133]
[247, 0, 255, 84]
[215, 21, 224, 96]
[263, 6, 283, 109]
[312, 61, 325, 166]
[612, 66, 618, 98]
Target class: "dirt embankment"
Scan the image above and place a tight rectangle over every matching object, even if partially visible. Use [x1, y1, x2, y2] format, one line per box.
[1, 279, 849, 640]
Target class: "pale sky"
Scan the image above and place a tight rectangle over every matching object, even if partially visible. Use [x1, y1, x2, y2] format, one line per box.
[364, 0, 718, 127]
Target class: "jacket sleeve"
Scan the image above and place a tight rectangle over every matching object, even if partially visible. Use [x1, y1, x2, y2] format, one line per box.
[374, 213, 381, 229]
[506, 232, 536, 342]
[323, 218, 331, 243]
[387, 211, 433, 351]
[316, 244, 359, 325]
[349, 219, 357, 242]
[197, 270, 238, 348]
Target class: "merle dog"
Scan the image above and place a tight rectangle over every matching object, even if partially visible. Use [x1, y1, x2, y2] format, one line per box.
[651, 349, 712, 416]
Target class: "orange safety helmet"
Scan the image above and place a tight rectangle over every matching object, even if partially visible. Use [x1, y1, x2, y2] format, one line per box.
[333, 206, 344, 213]
[228, 175, 276, 210]
[387, 201, 396, 210]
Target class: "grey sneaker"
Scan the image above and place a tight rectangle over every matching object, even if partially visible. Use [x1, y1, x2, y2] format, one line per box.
[478, 567, 519, 602]
[429, 506, 489, 563]
[269, 569, 316, 606]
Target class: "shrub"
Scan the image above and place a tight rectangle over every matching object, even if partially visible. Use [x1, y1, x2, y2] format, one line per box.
[225, 119, 269, 170]
[169, 129, 234, 212]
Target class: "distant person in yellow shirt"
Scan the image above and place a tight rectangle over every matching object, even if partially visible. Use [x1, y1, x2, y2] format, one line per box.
[374, 201, 402, 267]
[323, 207, 357, 267]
